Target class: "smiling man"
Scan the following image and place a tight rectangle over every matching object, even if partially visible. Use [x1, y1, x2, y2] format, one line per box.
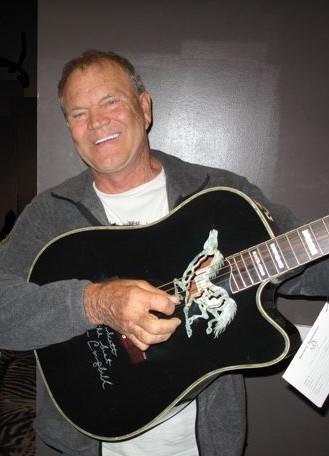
[60, 58, 158, 193]
[59, 54, 180, 353]
[1, 50, 329, 456]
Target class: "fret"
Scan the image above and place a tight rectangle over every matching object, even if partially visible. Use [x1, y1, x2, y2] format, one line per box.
[250, 248, 268, 279]
[228, 260, 239, 294]
[297, 225, 322, 259]
[308, 225, 323, 254]
[267, 239, 288, 273]
[241, 251, 260, 283]
[310, 219, 329, 255]
[234, 254, 252, 287]
[286, 230, 310, 264]
[323, 216, 329, 234]
[225, 216, 329, 295]
[233, 256, 247, 288]
[257, 243, 278, 276]
[276, 234, 299, 268]
[227, 257, 244, 291]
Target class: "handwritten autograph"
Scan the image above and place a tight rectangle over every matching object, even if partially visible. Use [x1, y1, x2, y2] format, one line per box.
[87, 327, 118, 390]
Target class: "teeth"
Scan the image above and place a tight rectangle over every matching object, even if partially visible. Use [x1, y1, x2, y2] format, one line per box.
[95, 133, 119, 145]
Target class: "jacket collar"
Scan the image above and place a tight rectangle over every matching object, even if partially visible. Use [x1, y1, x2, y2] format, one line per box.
[50, 150, 209, 224]
[153, 150, 209, 209]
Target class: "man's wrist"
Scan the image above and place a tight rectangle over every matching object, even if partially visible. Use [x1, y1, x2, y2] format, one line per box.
[84, 282, 102, 325]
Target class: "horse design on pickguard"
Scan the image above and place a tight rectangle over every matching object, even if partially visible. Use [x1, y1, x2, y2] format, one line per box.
[174, 229, 237, 338]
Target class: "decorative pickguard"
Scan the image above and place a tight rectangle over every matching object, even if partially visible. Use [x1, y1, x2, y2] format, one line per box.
[174, 229, 237, 338]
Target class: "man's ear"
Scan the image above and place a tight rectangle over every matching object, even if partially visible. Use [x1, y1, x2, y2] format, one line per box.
[139, 91, 152, 130]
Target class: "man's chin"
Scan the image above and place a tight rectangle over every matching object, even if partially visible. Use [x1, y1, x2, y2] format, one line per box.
[91, 160, 132, 178]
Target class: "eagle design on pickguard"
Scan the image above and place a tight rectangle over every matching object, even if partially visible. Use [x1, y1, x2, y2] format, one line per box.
[174, 230, 237, 338]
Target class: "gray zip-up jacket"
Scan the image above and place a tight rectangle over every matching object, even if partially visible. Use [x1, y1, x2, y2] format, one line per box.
[1, 151, 328, 455]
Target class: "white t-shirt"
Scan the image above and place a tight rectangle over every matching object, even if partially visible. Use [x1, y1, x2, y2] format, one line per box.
[93, 168, 169, 225]
[102, 401, 198, 456]
[94, 169, 199, 456]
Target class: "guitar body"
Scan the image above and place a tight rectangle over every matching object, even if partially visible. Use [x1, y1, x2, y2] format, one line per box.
[29, 187, 300, 441]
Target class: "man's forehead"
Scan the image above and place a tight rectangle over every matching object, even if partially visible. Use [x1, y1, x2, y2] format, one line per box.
[63, 62, 133, 101]
[72, 61, 128, 84]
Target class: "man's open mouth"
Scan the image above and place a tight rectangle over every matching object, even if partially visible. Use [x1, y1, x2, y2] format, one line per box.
[94, 133, 120, 145]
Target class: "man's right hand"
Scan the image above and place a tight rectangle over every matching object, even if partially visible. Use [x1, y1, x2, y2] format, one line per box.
[84, 279, 181, 351]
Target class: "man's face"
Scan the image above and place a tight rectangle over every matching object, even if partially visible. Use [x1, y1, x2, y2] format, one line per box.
[62, 62, 152, 182]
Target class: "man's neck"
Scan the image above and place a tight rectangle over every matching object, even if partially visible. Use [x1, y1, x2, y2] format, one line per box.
[92, 154, 162, 194]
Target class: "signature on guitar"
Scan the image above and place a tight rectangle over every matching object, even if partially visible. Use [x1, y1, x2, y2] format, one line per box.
[87, 326, 118, 389]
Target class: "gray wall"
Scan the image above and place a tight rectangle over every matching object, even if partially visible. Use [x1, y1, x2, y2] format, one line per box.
[38, 1, 329, 454]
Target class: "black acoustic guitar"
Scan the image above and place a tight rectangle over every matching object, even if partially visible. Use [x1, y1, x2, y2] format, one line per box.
[29, 187, 329, 441]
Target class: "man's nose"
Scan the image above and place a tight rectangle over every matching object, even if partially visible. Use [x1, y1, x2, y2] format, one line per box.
[88, 108, 110, 130]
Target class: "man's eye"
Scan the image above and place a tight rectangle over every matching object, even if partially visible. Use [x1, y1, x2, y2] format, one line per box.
[67, 111, 87, 123]
[103, 97, 120, 107]
[72, 112, 87, 119]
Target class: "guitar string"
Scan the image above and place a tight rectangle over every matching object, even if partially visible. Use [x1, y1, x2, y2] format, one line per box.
[156, 252, 282, 299]
[156, 265, 229, 293]
[156, 238, 300, 297]
[156, 265, 233, 315]
[155, 242, 271, 295]
[155, 260, 241, 295]
[147, 219, 326, 306]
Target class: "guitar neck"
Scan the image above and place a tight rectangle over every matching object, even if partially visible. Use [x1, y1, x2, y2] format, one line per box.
[228, 215, 329, 293]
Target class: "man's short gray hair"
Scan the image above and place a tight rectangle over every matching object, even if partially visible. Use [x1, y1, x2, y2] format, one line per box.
[58, 50, 146, 114]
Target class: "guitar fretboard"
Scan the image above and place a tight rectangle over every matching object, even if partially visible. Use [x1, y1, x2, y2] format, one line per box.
[228, 216, 329, 293]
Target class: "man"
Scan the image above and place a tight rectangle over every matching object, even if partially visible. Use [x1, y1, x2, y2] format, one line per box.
[0, 50, 328, 455]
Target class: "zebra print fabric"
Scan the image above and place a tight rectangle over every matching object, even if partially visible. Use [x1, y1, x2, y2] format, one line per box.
[0, 350, 36, 455]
